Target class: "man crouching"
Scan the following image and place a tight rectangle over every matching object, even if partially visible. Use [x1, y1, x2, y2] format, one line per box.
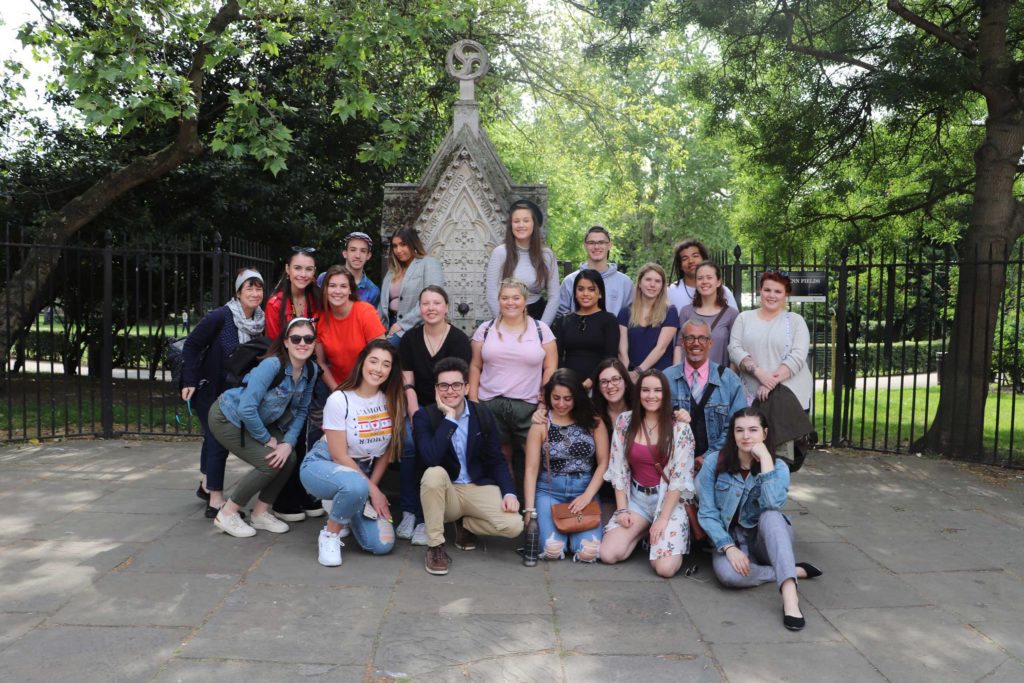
[414, 357, 524, 575]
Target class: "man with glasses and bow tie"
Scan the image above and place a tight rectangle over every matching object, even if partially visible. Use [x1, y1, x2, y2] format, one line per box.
[665, 319, 748, 469]
[414, 357, 524, 576]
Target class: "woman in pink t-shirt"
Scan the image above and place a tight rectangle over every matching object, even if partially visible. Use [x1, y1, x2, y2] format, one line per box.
[469, 278, 558, 471]
[601, 369, 696, 578]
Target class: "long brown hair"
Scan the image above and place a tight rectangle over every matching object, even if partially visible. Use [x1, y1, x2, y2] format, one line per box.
[269, 251, 322, 335]
[387, 227, 427, 275]
[624, 369, 674, 475]
[591, 358, 633, 435]
[339, 339, 406, 463]
[694, 261, 728, 309]
[717, 408, 771, 476]
[628, 263, 669, 328]
[501, 199, 550, 289]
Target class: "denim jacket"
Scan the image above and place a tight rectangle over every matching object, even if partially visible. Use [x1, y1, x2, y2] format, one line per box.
[218, 356, 317, 447]
[665, 361, 748, 459]
[696, 451, 790, 552]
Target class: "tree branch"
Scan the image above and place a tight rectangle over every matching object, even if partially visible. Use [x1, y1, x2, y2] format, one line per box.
[887, 0, 978, 58]
[784, 41, 880, 72]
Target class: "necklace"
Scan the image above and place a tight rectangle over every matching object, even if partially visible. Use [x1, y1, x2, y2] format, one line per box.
[424, 323, 450, 357]
[641, 418, 659, 445]
[291, 294, 306, 317]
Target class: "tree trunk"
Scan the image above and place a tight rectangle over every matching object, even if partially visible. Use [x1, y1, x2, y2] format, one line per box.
[0, 1, 240, 367]
[913, 124, 1024, 459]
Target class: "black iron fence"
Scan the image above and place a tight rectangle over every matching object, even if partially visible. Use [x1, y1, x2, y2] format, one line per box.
[3, 235, 1021, 466]
[1, 229, 274, 441]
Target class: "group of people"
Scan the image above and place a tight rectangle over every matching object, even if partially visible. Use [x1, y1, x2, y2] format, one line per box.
[179, 199, 821, 631]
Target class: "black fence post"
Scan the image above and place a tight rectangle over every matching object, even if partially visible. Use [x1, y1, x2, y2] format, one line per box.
[212, 232, 223, 308]
[831, 246, 849, 447]
[101, 230, 114, 438]
[732, 245, 743, 304]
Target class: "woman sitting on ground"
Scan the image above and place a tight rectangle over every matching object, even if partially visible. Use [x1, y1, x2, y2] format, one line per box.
[207, 317, 318, 537]
[601, 369, 696, 578]
[697, 407, 821, 631]
[182, 267, 265, 518]
[523, 369, 609, 563]
[300, 339, 405, 566]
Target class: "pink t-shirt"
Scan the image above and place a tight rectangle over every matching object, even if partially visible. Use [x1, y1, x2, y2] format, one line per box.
[472, 318, 555, 403]
[628, 442, 663, 487]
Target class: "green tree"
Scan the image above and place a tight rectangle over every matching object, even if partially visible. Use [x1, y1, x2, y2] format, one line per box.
[582, 0, 1024, 459]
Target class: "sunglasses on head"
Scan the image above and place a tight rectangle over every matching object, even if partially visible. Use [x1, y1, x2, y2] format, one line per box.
[289, 334, 316, 345]
[291, 246, 316, 255]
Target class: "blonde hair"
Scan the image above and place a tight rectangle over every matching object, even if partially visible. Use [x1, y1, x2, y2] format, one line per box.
[628, 263, 669, 328]
[495, 277, 530, 341]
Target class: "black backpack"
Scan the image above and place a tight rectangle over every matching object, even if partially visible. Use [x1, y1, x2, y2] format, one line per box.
[223, 335, 317, 393]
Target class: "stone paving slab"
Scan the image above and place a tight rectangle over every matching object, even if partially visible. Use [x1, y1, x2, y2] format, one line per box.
[0, 440, 1023, 682]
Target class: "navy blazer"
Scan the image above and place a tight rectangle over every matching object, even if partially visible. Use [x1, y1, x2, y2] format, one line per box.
[413, 401, 516, 497]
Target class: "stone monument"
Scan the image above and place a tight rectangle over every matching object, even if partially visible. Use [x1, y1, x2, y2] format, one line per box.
[380, 40, 547, 333]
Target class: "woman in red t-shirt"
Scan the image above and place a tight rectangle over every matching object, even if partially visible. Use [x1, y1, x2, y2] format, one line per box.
[316, 265, 386, 390]
[265, 247, 322, 341]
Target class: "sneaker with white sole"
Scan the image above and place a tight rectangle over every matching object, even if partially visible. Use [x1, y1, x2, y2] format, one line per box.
[272, 508, 306, 523]
[396, 511, 416, 540]
[318, 527, 344, 567]
[214, 511, 256, 538]
[337, 522, 351, 538]
[411, 522, 428, 546]
[303, 494, 325, 518]
[251, 511, 290, 533]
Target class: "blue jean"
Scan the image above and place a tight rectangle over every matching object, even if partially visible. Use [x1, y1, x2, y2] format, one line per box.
[536, 472, 602, 554]
[194, 384, 228, 491]
[300, 458, 395, 555]
[399, 421, 423, 522]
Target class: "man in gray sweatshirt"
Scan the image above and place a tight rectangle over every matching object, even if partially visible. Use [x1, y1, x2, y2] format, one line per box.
[556, 225, 634, 316]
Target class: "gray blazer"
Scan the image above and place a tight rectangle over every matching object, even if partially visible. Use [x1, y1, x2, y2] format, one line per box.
[378, 255, 446, 336]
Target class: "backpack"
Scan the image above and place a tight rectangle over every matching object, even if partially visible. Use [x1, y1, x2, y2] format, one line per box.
[165, 313, 225, 390]
[223, 335, 318, 394]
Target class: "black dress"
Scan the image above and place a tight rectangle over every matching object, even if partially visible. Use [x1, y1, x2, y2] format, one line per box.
[399, 324, 472, 408]
[552, 311, 620, 382]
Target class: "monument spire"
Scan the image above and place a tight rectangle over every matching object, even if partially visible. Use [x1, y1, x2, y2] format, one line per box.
[446, 39, 489, 134]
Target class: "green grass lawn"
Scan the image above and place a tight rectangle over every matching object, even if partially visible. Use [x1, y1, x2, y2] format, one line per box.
[812, 385, 1022, 463]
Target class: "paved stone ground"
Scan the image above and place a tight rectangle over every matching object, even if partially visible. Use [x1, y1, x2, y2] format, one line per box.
[0, 440, 1022, 682]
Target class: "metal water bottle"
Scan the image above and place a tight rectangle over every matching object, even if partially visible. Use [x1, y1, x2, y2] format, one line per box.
[523, 511, 539, 567]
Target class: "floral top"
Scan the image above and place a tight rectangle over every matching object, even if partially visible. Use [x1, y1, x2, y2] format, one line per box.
[604, 411, 696, 512]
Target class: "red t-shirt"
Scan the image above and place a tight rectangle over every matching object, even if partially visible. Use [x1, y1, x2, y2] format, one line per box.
[265, 291, 321, 341]
[318, 301, 385, 383]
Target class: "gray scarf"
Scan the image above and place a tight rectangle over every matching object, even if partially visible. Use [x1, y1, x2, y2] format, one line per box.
[226, 298, 265, 343]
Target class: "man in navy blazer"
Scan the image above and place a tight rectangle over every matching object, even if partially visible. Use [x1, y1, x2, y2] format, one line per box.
[414, 357, 524, 575]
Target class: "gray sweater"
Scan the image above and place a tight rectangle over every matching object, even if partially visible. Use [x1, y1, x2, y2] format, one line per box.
[485, 245, 560, 325]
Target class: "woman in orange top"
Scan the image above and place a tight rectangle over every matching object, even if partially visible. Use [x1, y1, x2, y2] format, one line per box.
[317, 265, 386, 389]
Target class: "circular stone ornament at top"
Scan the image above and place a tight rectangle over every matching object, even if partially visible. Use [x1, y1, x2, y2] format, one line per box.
[446, 40, 490, 82]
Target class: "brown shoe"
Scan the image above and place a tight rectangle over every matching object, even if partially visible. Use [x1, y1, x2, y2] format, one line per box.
[425, 544, 451, 575]
[454, 518, 477, 551]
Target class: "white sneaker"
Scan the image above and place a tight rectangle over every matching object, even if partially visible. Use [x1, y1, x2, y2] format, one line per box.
[396, 511, 416, 540]
[338, 522, 350, 538]
[411, 522, 428, 546]
[251, 511, 290, 534]
[272, 508, 306, 522]
[318, 527, 343, 567]
[214, 511, 256, 538]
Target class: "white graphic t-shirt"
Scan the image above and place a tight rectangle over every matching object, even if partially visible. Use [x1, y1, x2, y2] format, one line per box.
[322, 390, 392, 462]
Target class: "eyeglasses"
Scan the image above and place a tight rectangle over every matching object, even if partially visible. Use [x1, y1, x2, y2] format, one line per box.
[584, 240, 610, 246]
[598, 376, 624, 387]
[682, 335, 712, 344]
[436, 381, 466, 392]
[289, 334, 316, 345]
[291, 246, 317, 255]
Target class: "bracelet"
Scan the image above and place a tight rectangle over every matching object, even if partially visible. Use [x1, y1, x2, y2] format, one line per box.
[721, 543, 736, 553]
[523, 507, 537, 513]
[403, 384, 415, 391]
[613, 508, 629, 516]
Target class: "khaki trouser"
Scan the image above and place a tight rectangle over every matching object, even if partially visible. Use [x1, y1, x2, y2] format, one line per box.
[420, 466, 524, 547]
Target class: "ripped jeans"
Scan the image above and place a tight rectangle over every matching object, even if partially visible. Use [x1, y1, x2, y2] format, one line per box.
[535, 472, 602, 556]
[299, 457, 395, 555]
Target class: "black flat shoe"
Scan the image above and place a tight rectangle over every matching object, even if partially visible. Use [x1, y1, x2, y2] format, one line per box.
[783, 611, 805, 631]
[196, 484, 210, 502]
[796, 562, 823, 579]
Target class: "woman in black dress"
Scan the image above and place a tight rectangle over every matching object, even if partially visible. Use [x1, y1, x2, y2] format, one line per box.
[552, 269, 619, 391]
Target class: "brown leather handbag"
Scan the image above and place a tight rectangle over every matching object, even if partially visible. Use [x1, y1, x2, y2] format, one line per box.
[544, 419, 602, 534]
